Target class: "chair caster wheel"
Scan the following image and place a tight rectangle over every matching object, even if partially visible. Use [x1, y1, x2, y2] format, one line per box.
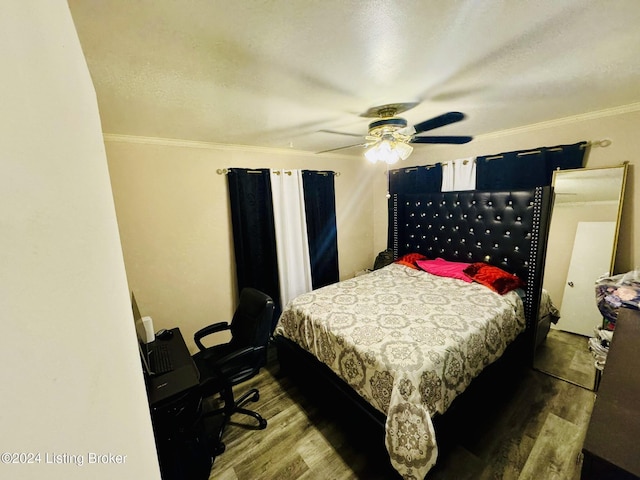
[251, 391, 260, 402]
[258, 418, 267, 429]
[214, 442, 226, 455]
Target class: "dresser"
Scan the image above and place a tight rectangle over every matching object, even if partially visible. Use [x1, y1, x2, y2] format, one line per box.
[581, 308, 640, 480]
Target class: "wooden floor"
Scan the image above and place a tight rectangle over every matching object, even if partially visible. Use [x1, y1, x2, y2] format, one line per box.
[534, 329, 596, 390]
[207, 344, 595, 480]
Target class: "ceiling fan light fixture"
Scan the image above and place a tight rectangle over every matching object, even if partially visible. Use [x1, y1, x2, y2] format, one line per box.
[395, 141, 413, 160]
[365, 141, 399, 164]
[364, 143, 382, 163]
[364, 140, 412, 164]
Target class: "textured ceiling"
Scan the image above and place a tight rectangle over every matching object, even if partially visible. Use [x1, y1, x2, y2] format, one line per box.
[68, 0, 640, 156]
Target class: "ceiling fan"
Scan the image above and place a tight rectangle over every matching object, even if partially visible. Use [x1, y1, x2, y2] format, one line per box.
[317, 102, 472, 162]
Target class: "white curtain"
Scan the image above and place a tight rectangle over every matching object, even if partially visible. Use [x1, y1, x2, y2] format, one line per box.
[271, 169, 313, 308]
[441, 161, 455, 191]
[441, 157, 476, 191]
[453, 157, 476, 191]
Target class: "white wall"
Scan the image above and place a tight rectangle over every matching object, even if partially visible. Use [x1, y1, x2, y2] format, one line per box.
[0, 2, 160, 478]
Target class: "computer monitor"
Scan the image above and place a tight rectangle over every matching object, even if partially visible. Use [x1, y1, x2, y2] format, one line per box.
[132, 293, 148, 343]
[131, 292, 153, 375]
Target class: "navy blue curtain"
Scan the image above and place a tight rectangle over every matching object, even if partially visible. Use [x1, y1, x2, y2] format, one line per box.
[387, 164, 442, 248]
[545, 142, 588, 173]
[476, 141, 587, 190]
[476, 150, 547, 190]
[388, 164, 443, 194]
[302, 171, 339, 289]
[227, 168, 281, 323]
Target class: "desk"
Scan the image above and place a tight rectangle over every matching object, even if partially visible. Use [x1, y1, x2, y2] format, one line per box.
[145, 328, 211, 480]
[147, 328, 199, 408]
[581, 308, 640, 480]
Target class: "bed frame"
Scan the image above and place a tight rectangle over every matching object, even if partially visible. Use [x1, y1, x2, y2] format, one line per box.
[275, 187, 551, 431]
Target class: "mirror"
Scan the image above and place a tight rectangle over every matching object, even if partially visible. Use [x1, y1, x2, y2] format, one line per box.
[534, 163, 628, 390]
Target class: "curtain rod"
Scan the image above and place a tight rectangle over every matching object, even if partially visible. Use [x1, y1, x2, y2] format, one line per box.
[442, 159, 472, 166]
[388, 139, 611, 172]
[216, 168, 340, 176]
[483, 139, 610, 161]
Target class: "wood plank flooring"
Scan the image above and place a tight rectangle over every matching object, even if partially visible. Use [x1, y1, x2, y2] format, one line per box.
[207, 344, 595, 480]
[534, 329, 596, 390]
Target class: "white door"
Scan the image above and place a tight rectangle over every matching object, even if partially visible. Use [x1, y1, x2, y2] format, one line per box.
[556, 221, 616, 337]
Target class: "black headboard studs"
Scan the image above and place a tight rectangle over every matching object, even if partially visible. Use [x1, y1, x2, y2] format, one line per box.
[392, 187, 551, 332]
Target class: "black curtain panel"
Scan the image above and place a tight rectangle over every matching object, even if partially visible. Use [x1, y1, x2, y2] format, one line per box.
[476, 150, 548, 190]
[476, 141, 587, 190]
[227, 168, 281, 320]
[544, 141, 588, 178]
[302, 171, 339, 289]
[388, 164, 443, 194]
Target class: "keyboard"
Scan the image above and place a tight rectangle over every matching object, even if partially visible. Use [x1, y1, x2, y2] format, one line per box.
[149, 344, 174, 375]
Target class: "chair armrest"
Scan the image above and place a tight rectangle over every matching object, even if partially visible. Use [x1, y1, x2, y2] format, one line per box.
[194, 321, 230, 351]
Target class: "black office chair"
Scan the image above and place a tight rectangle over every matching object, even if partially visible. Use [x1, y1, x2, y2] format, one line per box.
[192, 288, 275, 454]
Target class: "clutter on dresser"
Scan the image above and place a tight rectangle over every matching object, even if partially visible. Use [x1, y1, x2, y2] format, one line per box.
[590, 269, 640, 390]
[595, 268, 640, 330]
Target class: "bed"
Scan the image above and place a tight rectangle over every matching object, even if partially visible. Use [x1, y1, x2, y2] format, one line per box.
[273, 187, 551, 479]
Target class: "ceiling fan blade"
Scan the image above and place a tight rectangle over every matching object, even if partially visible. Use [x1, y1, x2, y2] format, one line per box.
[319, 129, 363, 138]
[316, 143, 368, 154]
[411, 135, 473, 144]
[411, 112, 466, 135]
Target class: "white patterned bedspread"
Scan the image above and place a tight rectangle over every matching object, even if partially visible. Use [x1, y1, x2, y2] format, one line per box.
[274, 263, 526, 479]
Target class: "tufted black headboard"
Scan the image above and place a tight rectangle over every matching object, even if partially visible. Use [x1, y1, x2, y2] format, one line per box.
[392, 187, 551, 331]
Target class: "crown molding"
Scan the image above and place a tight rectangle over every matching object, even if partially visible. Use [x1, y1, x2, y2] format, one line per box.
[102, 133, 323, 157]
[475, 102, 640, 141]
